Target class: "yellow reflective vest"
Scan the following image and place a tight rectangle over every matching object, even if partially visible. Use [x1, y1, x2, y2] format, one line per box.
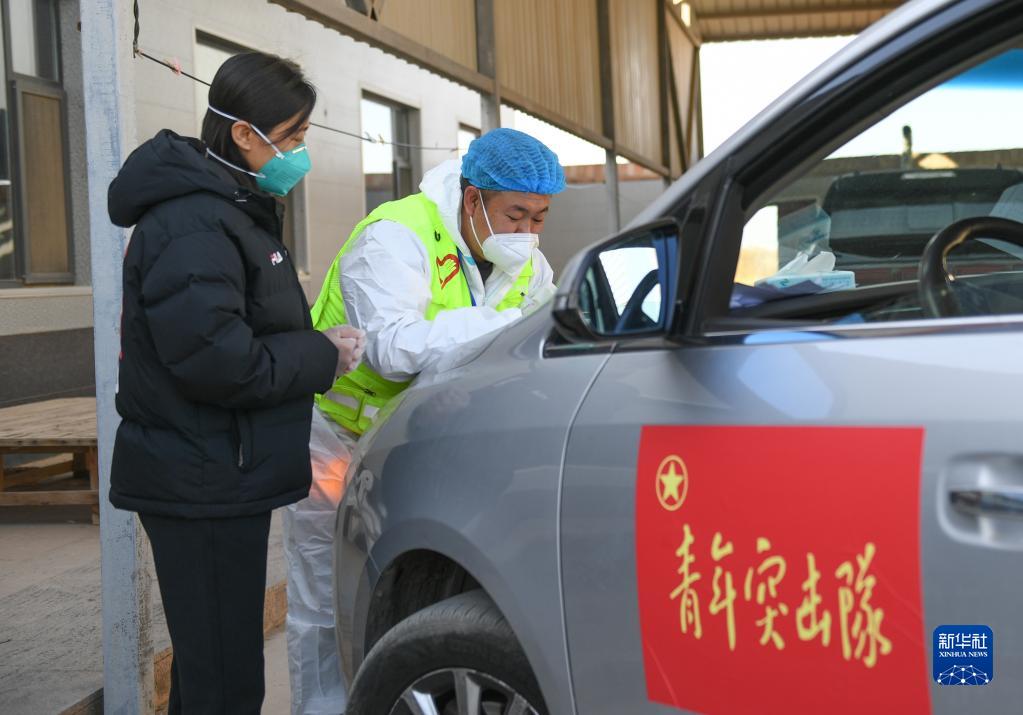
[310, 192, 532, 434]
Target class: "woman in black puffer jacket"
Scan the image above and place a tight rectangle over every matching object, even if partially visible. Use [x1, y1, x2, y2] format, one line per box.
[108, 52, 363, 714]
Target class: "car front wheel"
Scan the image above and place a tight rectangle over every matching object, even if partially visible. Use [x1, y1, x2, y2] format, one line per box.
[345, 590, 547, 715]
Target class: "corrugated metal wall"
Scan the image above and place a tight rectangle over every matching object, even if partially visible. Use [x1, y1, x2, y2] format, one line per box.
[273, 0, 901, 175]
[667, 14, 698, 173]
[610, 0, 662, 168]
[378, 0, 478, 70]
[494, 0, 603, 140]
[691, 0, 898, 41]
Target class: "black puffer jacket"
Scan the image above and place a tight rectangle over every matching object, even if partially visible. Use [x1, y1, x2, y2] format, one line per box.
[108, 130, 337, 518]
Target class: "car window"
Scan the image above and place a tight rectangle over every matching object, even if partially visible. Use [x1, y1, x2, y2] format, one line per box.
[731, 45, 1023, 323]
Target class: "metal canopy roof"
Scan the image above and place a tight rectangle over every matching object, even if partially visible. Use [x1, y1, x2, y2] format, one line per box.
[268, 0, 912, 178]
[690, 0, 904, 41]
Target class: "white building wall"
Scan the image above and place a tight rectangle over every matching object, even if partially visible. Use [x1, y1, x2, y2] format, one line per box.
[3, 0, 666, 339]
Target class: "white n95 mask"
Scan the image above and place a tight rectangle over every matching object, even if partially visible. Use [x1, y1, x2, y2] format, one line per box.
[469, 196, 538, 275]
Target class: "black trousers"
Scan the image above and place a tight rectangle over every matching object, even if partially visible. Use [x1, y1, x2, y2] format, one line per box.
[141, 511, 272, 715]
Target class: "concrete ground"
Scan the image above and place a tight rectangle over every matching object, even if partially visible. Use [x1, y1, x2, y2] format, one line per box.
[264, 626, 291, 713]
[0, 505, 292, 714]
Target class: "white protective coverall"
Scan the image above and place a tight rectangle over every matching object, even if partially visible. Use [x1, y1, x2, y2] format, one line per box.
[282, 158, 558, 714]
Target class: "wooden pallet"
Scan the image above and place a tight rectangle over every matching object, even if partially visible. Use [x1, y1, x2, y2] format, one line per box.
[0, 398, 99, 522]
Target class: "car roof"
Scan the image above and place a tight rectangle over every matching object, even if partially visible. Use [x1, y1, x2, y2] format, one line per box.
[628, 0, 979, 228]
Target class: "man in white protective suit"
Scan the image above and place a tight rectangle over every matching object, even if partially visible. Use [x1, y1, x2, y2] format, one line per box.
[282, 128, 566, 714]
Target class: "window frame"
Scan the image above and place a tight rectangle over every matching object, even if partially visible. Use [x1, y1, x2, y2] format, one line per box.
[360, 91, 421, 213]
[282, 177, 308, 274]
[687, 1, 1023, 341]
[457, 122, 479, 158]
[0, 0, 72, 286]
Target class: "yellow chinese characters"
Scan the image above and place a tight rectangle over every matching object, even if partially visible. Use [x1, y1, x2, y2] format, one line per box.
[709, 531, 738, 651]
[835, 542, 892, 668]
[796, 552, 832, 646]
[744, 537, 789, 650]
[669, 524, 702, 638]
[665, 524, 891, 669]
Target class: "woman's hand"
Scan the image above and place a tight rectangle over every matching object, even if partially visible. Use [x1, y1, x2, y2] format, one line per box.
[322, 325, 366, 377]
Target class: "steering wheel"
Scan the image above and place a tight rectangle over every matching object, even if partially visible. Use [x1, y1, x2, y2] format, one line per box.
[615, 269, 660, 333]
[919, 216, 1023, 318]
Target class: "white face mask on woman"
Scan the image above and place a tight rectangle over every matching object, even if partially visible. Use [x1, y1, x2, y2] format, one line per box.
[468, 195, 538, 275]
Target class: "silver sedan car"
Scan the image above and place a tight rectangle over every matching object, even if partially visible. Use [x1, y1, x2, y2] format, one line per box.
[336, 0, 1023, 712]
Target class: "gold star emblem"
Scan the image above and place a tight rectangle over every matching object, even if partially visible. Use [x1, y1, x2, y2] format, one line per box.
[656, 455, 688, 511]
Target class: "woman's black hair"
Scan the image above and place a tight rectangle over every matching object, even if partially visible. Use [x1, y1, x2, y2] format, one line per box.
[201, 52, 316, 188]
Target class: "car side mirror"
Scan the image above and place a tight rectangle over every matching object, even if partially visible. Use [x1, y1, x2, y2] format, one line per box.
[552, 219, 681, 343]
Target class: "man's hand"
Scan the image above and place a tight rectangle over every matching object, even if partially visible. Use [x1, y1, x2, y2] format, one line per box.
[322, 325, 367, 377]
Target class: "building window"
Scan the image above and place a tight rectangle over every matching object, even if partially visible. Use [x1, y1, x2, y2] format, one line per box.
[361, 93, 419, 214]
[457, 124, 479, 159]
[194, 32, 306, 272]
[0, 24, 13, 284]
[0, 0, 71, 286]
[193, 32, 250, 136]
[9, 0, 58, 81]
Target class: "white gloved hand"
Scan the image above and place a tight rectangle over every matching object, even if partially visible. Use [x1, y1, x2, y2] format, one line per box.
[520, 283, 558, 318]
[322, 324, 366, 377]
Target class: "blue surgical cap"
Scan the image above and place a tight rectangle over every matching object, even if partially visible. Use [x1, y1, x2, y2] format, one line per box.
[461, 128, 566, 195]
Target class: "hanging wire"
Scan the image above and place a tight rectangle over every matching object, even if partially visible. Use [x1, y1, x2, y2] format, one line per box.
[131, 0, 139, 57]
[131, 0, 458, 153]
[136, 49, 211, 87]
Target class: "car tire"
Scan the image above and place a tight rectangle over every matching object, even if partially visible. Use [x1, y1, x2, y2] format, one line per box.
[345, 589, 548, 715]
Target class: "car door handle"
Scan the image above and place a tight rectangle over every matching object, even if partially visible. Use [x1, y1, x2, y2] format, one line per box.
[949, 488, 1023, 519]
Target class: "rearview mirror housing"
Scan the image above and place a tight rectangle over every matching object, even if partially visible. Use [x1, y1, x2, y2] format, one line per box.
[552, 219, 682, 343]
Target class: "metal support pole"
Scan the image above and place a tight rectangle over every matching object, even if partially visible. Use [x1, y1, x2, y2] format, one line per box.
[686, 43, 701, 168]
[480, 86, 500, 133]
[597, 0, 620, 233]
[80, 1, 152, 713]
[656, 0, 671, 173]
[695, 49, 705, 161]
[605, 150, 621, 233]
[475, 0, 500, 132]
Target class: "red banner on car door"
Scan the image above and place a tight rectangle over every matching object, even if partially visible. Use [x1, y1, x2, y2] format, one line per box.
[635, 425, 930, 714]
